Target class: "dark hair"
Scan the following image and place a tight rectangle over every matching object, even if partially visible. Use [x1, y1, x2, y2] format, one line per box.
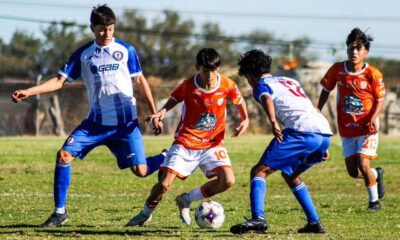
[90, 4, 116, 26]
[238, 49, 272, 77]
[346, 28, 373, 50]
[196, 48, 221, 70]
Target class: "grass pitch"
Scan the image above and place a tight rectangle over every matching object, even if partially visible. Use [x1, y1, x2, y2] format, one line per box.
[0, 135, 399, 239]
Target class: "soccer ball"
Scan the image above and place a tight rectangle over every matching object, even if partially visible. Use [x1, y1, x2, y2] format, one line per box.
[195, 200, 225, 229]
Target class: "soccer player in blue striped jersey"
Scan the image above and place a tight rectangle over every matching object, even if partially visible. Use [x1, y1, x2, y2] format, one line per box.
[11, 4, 165, 228]
[230, 49, 332, 234]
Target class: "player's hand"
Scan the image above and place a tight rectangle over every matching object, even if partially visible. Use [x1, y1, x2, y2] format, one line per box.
[368, 117, 379, 133]
[322, 149, 330, 161]
[152, 119, 163, 135]
[11, 89, 30, 103]
[271, 121, 283, 142]
[232, 118, 249, 138]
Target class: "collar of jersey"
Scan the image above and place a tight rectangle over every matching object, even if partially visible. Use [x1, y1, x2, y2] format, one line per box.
[343, 62, 368, 76]
[259, 74, 273, 83]
[194, 74, 221, 93]
[93, 38, 115, 49]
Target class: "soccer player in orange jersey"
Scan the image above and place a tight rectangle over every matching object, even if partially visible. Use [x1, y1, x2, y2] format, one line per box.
[318, 28, 385, 211]
[126, 48, 249, 226]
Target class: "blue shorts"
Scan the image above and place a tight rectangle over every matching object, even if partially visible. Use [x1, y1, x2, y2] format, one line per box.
[62, 119, 146, 169]
[260, 128, 331, 176]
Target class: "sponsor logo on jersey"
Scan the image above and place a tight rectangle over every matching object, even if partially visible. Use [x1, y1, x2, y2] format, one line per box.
[98, 63, 119, 72]
[112, 51, 124, 61]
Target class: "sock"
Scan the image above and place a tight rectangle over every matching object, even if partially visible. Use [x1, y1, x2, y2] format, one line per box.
[371, 168, 378, 179]
[250, 177, 266, 219]
[145, 152, 166, 176]
[367, 184, 379, 202]
[188, 187, 204, 203]
[142, 203, 155, 217]
[54, 163, 71, 210]
[55, 207, 65, 214]
[291, 181, 319, 223]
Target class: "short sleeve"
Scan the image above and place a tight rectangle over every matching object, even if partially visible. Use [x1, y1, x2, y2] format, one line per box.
[171, 80, 187, 103]
[372, 69, 385, 101]
[320, 64, 339, 92]
[127, 46, 143, 77]
[227, 79, 243, 105]
[58, 50, 82, 82]
[253, 83, 273, 104]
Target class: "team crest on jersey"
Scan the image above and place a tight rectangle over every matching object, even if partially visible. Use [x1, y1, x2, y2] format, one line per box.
[360, 81, 367, 89]
[217, 98, 224, 106]
[194, 113, 216, 131]
[112, 51, 124, 61]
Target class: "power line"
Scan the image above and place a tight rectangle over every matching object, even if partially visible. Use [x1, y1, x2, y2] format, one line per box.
[1, 14, 400, 56]
[1, 0, 400, 23]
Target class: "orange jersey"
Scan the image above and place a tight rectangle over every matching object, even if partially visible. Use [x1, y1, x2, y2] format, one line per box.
[171, 74, 243, 149]
[320, 62, 385, 137]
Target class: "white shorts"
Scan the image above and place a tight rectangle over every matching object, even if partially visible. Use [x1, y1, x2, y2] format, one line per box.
[341, 133, 379, 160]
[160, 144, 232, 179]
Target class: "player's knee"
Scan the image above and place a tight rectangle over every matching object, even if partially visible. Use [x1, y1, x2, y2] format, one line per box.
[223, 177, 235, 189]
[57, 149, 73, 165]
[130, 165, 147, 178]
[159, 181, 172, 193]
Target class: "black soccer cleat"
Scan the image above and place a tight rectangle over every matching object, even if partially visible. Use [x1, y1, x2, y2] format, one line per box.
[368, 201, 381, 211]
[230, 217, 268, 235]
[376, 167, 385, 199]
[40, 212, 69, 228]
[298, 221, 325, 233]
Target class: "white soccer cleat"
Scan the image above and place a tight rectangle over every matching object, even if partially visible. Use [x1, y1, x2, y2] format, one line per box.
[175, 193, 191, 225]
[125, 211, 152, 227]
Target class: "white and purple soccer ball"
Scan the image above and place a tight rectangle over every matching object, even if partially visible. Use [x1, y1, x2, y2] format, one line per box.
[195, 200, 225, 229]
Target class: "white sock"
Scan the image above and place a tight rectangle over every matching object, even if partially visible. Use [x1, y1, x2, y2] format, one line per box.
[142, 204, 155, 217]
[371, 168, 378, 179]
[367, 184, 379, 202]
[55, 207, 65, 214]
[188, 187, 204, 203]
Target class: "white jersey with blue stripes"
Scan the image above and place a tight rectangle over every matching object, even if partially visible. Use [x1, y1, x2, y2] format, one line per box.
[58, 38, 142, 126]
[253, 75, 332, 135]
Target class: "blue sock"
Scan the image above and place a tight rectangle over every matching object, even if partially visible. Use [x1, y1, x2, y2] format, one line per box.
[291, 182, 319, 223]
[54, 163, 71, 209]
[145, 152, 166, 176]
[250, 177, 266, 219]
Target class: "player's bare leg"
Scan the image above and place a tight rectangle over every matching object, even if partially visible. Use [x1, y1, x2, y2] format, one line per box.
[126, 170, 176, 227]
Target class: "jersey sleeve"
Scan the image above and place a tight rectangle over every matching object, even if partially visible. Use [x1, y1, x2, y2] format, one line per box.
[372, 69, 385, 101]
[227, 78, 243, 105]
[171, 80, 187, 103]
[127, 46, 143, 77]
[58, 50, 82, 82]
[320, 64, 339, 92]
[253, 83, 273, 104]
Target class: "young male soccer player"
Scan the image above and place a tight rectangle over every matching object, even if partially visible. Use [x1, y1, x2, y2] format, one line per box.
[125, 48, 249, 227]
[230, 49, 332, 234]
[11, 5, 165, 228]
[317, 28, 385, 211]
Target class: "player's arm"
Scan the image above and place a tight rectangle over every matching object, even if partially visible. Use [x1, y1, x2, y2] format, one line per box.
[232, 100, 249, 137]
[369, 100, 384, 132]
[260, 94, 283, 142]
[11, 74, 67, 103]
[317, 89, 330, 111]
[145, 97, 179, 124]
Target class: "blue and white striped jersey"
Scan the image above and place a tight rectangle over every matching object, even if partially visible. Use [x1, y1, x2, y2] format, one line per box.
[59, 38, 142, 126]
[253, 75, 332, 135]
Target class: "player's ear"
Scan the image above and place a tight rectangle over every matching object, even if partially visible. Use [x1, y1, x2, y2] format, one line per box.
[90, 24, 94, 33]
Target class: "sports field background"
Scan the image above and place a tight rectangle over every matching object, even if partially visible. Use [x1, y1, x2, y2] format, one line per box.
[0, 135, 399, 239]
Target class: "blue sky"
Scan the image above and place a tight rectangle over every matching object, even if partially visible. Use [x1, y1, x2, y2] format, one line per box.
[1, 0, 399, 60]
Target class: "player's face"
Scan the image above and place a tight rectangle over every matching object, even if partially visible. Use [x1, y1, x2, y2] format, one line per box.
[347, 41, 368, 65]
[197, 66, 219, 87]
[91, 24, 114, 46]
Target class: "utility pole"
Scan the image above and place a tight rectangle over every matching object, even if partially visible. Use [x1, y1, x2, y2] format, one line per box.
[35, 74, 43, 137]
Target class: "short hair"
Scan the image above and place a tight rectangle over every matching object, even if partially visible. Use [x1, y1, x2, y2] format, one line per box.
[346, 28, 373, 50]
[238, 49, 272, 77]
[90, 4, 116, 26]
[196, 48, 221, 70]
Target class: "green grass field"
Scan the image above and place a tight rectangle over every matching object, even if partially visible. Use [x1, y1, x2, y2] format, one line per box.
[0, 135, 399, 239]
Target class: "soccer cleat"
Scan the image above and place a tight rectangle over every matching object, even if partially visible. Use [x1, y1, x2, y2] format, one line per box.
[368, 201, 381, 211]
[125, 211, 152, 227]
[298, 221, 325, 233]
[230, 217, 268, 235]
[40, 212, 69, 228]
[175, 193, 191, 225]
[376, 167, 385, 199]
